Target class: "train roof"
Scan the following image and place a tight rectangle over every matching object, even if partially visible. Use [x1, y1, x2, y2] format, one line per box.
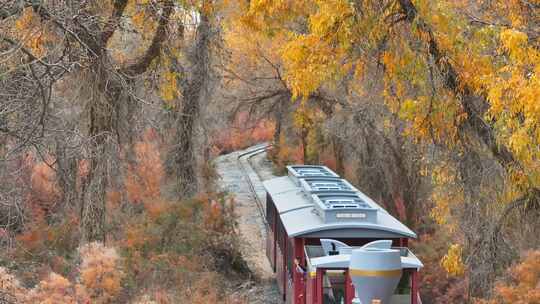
[263, 166, 417, 239]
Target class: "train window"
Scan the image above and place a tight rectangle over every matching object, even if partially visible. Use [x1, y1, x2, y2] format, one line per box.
[287, 237, 294, 278]
[276, 217, 281, 249]
[322, 270, 346, 304]
[277, 217, 286, 251]
[395, 270, 411, 294]
[266, 194, 275, 229]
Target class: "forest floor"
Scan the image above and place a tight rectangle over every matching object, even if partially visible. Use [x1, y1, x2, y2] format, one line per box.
[215, 146, 280, 304]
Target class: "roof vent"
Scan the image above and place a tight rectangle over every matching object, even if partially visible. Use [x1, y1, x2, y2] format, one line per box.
[299, 177, 355, 194]
[311, 192, 378, 224]
[287, 165, 339, 186]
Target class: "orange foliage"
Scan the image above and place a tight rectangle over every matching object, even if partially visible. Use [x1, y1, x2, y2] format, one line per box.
[267, 133, 304, 172]
[79, 242, 124, 303]
[124, 224, 149, 249]
[414, 233, 469, 304]
[129, 138, 172, 221]
[212, 112, 275, 155]
[1, 242, 125, 303]
[124, 133, 170, 218]
[106, 190, 122, 210]
[26, 272, 79, 304]
[393, 195, 407, 222]
[125, 140, 163, 203]
[78, 159, 90, 179]
[31, 161, 60, 203]
[16, 222, 50, 254]
[202, 197, 235, 233]
[21, 155, 61, 221]
[0, 266, 25, 298]
[476, 250, 540, 304]
[181, 273, 246, 304]
[319, 151, 337, 171]
[14, 8, 56, 58]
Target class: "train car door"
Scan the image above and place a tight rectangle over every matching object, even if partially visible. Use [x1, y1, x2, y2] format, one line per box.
[315, 268, 353, 304]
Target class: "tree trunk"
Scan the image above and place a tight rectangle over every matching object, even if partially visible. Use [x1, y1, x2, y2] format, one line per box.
[80, 60, 121, 243]
[171, 14, 211, 197]
[273, 100, 283, 145]
[331, 137, 344, 175]
[55, 136, 79, 212]
[301, 129, 308, 164]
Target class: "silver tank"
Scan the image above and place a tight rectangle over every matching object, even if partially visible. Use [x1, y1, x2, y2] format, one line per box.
[349, 248, 402, 304]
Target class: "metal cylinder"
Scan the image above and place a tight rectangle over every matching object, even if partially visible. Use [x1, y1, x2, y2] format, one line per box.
[349, 248, 402, 304]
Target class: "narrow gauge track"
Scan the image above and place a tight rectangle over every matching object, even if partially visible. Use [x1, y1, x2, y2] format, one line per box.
[236, 143, 270, 226]
[215, 143, 280, 303]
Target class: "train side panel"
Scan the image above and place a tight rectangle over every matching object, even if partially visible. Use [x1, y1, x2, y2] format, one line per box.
[265, 193, 276, 271]
[276, 216, 288, 301]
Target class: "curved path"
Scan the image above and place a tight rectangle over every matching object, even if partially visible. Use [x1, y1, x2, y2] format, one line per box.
[214, 144, 279, 303]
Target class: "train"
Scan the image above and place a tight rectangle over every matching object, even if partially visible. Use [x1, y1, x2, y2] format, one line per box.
[263, 165, 423, 304]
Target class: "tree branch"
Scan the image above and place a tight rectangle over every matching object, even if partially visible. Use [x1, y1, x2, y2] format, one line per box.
[101, 0, 129, 45]
[122, 0, 174, 76]
[397, 0, 516, 167]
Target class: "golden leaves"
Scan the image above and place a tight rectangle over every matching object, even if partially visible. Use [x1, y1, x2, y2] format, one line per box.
[430, 163, 462, 230]
[14, 8, 53, 58]
[500, 29, 529, 62]
[309, 0, 354, 38]
[237, 0, 540, 192]
[441, 244, 465, 276]
[160, 71, 180, 102]
[479, 28, 540, 185]
[127, 0, 156, 30]
[239, 0, 355, 99]
[280, 0, 354, 98]
[281, 34, 339, 99]
[242, 0, 311, 32]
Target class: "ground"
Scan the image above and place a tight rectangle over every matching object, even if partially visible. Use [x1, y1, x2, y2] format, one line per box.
[215, 145, 280, 304]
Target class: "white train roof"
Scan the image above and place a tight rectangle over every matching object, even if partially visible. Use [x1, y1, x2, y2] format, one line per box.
[263, 167, 417, 239]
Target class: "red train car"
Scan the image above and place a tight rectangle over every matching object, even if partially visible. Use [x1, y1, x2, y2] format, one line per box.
[263, 165, 423, 304]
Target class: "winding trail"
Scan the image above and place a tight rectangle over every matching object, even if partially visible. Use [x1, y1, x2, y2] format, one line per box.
[214, 144, 279, 303]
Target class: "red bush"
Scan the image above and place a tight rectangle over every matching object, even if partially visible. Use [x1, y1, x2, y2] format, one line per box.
[211, 112, 275, 155]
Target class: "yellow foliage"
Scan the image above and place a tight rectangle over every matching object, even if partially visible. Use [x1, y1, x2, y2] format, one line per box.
[160, 71, 180, 102]
[132, 10, 147, 30]
[281, 34, 340, 99]
[430, 163, 462, 231]
[441, 244, 465, 277]
[500, 29, 529, 62]
[13, 8, 53, 58]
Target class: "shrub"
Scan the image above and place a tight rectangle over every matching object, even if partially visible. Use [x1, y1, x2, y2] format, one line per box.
[476, 250, 540, 304]
[26, 272, 79, 304]
[79, 242, 124, 304]
[211, 112, 275, 155]
[0, 266, 25, 301]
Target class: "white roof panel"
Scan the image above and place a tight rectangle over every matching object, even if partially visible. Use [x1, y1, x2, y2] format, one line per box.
[263, 176, 312, 213]
[279, 206, 416, 238]
[264, 176, 417, 239]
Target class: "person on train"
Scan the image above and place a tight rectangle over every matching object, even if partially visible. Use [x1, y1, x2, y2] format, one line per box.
[294, 257, 305, 275]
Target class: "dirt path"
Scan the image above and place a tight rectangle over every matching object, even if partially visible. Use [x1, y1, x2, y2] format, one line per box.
[214, 146, 280, 303]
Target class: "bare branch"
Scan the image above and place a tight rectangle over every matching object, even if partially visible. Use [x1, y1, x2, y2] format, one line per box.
[101, 0, 129, 45]
[122, 0, 174, 76]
